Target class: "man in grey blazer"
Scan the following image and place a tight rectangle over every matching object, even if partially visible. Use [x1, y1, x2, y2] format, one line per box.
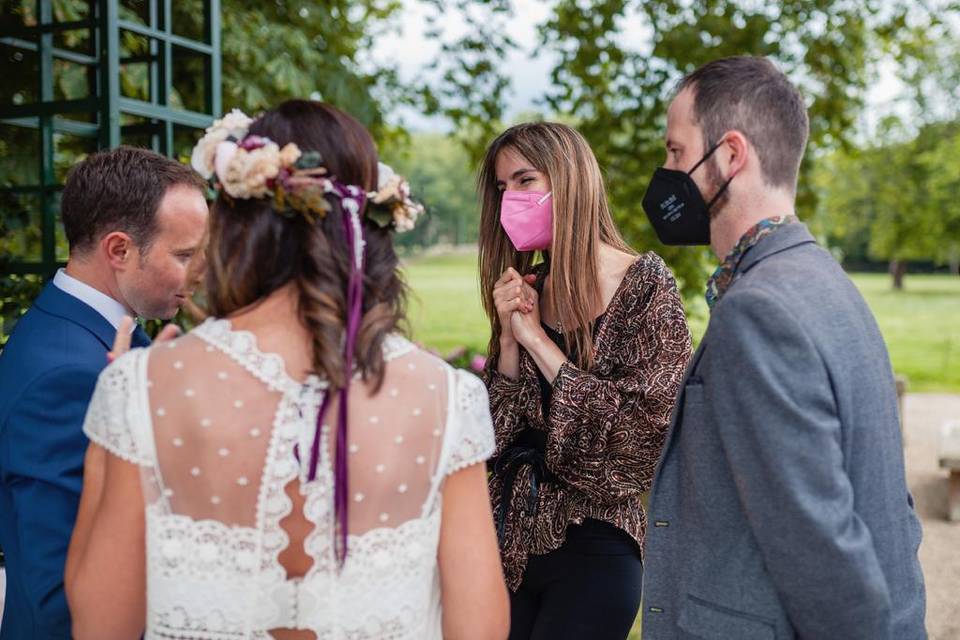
[640, 56, 926, 639]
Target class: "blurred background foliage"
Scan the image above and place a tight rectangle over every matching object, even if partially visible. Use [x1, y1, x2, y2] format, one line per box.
[3, 0, 960, 345]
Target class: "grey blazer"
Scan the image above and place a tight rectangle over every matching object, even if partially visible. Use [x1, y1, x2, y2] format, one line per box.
[642, 224, 926, 640]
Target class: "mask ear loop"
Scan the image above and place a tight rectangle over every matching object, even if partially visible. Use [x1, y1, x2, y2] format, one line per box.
[704, 176, 734, 212]
[689, 138, 734, 213]
[687, 139, 724, 176]
[537, 192, 552, 205]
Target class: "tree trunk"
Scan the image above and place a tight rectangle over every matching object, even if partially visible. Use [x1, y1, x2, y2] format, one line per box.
[889, 259, 907, 290]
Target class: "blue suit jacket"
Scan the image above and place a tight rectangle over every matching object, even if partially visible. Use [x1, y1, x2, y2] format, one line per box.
[0, 282, 149, 639]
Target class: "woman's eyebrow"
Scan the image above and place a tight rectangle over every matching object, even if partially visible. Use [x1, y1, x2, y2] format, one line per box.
[511, 168, 537, 180]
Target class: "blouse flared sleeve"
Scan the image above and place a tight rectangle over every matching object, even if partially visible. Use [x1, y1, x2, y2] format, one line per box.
[545, 253, 692, 505]
[482, 361, 530, 458]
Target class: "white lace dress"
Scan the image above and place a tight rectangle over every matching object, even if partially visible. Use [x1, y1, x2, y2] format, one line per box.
[83, 319, 496, 639]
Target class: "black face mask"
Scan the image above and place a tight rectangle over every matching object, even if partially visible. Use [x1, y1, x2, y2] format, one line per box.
[641, 141, 733, 246]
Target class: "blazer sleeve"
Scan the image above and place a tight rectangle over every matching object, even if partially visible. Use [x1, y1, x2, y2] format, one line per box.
[707, 287, 893, 640]
[0, 362, 102, 637]
[545, 257, 691, 504]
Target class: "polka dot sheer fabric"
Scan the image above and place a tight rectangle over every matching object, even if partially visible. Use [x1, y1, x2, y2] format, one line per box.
[83, 318, 496, 639]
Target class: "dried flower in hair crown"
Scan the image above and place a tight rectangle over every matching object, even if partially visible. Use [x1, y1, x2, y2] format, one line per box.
[190, 108, 425, 232]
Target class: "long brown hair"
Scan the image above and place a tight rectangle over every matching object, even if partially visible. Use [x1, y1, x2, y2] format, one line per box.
[478, 122, 633, 370]
[205, 100, 406, 391]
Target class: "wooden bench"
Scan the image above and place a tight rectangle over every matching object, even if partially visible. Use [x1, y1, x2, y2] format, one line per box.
[939, 420, 960, 522]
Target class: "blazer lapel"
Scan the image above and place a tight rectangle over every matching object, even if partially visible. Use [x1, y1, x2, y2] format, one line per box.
[33, 282, 118, 351]
[736, 222, 818, 277]
[132, 324, 152, 348]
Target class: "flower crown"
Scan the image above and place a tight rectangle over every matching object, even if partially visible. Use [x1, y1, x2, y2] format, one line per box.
[190, 109, 424, 232]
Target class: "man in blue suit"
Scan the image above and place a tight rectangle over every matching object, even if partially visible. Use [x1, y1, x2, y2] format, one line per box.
[0, 146, 207, 638]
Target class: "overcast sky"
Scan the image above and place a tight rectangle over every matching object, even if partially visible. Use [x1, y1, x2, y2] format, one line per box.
[371, 0, 907, 134]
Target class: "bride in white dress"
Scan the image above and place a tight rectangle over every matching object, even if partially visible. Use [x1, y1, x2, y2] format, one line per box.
[64, 101, 509, 640]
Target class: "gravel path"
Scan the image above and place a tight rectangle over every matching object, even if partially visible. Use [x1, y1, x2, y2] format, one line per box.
[903, 393, 960, 640]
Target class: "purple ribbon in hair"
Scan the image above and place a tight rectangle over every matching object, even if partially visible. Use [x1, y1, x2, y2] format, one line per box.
[304, 182, 367, 566]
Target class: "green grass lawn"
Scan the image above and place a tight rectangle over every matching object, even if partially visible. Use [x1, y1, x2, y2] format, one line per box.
[851, 273, 960, 392]
[402, 252, 960, 392]
[402, 251, 491, 356]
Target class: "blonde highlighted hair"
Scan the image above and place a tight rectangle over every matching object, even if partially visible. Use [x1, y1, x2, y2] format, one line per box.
[478, 122, 633, 370]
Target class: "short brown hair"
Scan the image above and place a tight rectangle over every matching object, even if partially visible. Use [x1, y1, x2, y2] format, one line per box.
[677, 56, 809, 190]
[60, 145, 206, 254]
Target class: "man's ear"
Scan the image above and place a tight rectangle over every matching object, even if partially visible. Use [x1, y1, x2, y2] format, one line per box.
[102, 232, 134, 270]
[718, 130, 749, 179]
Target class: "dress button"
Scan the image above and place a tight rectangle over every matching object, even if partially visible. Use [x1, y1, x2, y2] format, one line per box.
[648, 606, 664, 614]
[654, 520, 669, 527]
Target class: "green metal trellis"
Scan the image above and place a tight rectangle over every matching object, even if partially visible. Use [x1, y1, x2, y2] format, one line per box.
[1, 0, 221, 279]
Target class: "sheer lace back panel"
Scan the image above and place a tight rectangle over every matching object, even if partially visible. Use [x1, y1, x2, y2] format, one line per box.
[147, 332, 280, 527]
[84, 318, 496, 639]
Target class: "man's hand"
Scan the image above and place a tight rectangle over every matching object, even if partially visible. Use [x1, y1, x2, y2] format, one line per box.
[107, 316, 181, 363]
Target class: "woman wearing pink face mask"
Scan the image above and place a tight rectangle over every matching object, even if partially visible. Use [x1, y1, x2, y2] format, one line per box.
[477, 122, 691, 639]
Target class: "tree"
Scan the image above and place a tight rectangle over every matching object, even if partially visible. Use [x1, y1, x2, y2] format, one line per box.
[533, 0, 934, 303]
[922, 127, 960, 276]
[816, 118, 960, 288]
[1, 0, 415, 343]
[417, 0, 517, 161]
[812, 1, 960, 288]
[421, 0, 948, 305]
[382, 132, 481, 250]
[865, 122, 943, 289]
[212, 0, 409, 143]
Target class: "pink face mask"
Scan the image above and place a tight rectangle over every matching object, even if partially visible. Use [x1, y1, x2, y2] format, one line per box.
[500, 190, 553, 252]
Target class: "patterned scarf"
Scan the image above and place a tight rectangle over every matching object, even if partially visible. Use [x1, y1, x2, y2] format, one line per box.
[705, 215, 798, 310]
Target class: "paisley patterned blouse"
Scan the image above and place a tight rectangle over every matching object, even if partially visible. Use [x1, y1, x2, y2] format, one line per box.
[484, 251, 692, 590]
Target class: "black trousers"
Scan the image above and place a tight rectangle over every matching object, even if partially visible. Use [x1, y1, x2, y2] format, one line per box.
[508, 519, 643, 640]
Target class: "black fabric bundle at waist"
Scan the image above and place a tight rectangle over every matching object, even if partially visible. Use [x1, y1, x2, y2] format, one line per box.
[489, 428, 559, 542]
[490, 431, 640, 557]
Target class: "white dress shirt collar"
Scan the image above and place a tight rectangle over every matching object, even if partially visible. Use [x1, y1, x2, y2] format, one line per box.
[52, 268, 137, 333]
